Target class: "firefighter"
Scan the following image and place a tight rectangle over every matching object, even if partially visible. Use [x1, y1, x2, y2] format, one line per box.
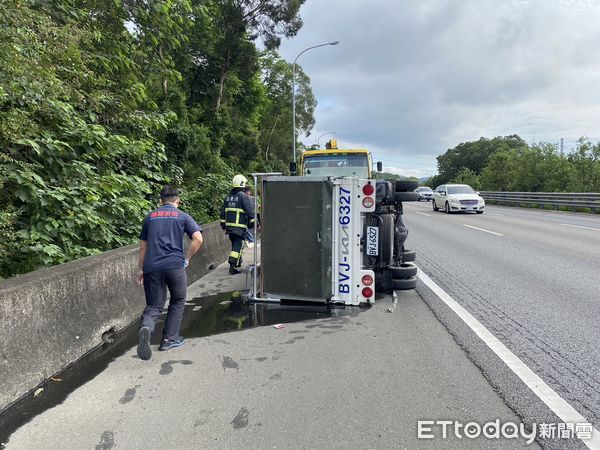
[220, 174, 255, 274]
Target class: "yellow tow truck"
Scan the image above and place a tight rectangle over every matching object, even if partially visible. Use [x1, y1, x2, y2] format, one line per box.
[299, 139, 376, 178]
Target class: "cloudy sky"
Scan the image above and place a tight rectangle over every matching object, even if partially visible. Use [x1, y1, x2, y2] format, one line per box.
[278, 0, 600, 177]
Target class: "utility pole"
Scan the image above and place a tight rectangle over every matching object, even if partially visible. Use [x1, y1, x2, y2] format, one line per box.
[291, 41, 339, 171]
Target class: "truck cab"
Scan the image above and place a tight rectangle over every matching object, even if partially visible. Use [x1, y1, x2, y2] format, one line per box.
[299, 139, 373, 178]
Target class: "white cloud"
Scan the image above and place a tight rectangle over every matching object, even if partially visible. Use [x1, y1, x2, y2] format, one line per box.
[281, 0, 600, 174]
[384, 166, 433, 179]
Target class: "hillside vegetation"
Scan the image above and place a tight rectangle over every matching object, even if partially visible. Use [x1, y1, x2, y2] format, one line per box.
[0, 0, 313, 278]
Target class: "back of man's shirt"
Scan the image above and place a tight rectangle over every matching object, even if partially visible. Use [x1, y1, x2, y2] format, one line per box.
[140, 204, 202, 273]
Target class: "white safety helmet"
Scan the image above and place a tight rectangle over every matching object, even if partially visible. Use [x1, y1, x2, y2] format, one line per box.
[232, 174, 248, 188]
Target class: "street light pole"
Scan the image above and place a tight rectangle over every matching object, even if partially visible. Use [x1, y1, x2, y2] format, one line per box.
[317, 131, 336, 148]
[291, 41, 339, 172]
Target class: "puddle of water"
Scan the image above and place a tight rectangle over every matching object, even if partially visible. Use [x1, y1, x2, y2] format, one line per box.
[176, 292, 357, 340]
[0, 291, 362, 445]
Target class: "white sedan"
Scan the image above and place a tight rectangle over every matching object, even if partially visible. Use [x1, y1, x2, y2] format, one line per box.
[432, 184, 485, 214]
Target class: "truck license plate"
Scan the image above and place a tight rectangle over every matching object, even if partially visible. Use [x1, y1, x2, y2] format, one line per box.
[367, 226, 378, 256]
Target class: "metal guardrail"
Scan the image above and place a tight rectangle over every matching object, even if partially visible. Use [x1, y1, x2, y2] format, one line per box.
[479, 191, 600, 212]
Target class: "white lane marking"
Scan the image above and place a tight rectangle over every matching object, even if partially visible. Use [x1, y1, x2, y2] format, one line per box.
[417, 269, 600, 449]
[485, 212, 504, 216]
[560, 223, 600, 232]
[415, 212, 432, 217]
[463, 224, 504, 236]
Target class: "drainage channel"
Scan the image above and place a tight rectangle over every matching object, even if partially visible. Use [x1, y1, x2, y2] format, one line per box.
[0, 291, 363, 445]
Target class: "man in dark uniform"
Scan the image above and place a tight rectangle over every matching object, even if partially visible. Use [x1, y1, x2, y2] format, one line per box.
[136, 186, 203, 361]
[220, 174, 255, 274]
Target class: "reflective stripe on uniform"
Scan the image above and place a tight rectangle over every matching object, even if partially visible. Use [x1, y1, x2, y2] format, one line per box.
[225, 223, 247, 228]
[229, 251, 240, 259]
[225, 206, 249, 229]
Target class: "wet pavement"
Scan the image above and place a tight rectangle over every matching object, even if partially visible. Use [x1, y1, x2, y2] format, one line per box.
[0, 290, 359, 445]
[2, 258, 536, 449]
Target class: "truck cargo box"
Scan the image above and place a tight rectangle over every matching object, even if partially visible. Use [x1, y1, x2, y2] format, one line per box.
[258, 176, 376, 305]
[262, 177, 333, 302]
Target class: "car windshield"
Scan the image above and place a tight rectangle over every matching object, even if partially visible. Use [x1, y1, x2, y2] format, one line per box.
[447, 185, 475, 194]
[303, 154, 369, 177]
[417, 187, 432, 192]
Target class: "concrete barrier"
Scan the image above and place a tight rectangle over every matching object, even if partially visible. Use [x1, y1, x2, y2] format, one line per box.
[0, 220, 228, 413]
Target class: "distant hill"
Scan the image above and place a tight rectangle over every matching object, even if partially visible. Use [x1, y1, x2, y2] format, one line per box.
[374, 172, 418, 181]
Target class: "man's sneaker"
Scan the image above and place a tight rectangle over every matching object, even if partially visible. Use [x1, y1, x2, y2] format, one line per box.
[137, 327, 152, 361]
[159, 336, 185, 351]
[229, 266, 240, 275]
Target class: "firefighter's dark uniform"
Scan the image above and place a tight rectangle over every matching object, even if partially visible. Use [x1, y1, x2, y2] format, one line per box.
[220, 188, 255, 272]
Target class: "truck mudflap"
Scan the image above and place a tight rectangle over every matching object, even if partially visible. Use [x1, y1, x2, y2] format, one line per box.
[331, 177, 377, 305]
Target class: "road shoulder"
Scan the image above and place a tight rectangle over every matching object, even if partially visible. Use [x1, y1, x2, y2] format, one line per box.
[7, 261, 535, 449]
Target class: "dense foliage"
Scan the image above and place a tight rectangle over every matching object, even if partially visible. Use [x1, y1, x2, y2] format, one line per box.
[0, 0, 312, 278]
[428, 136, 600, 194]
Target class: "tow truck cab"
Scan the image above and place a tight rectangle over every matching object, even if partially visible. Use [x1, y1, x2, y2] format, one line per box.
[300, 140, 373, 178]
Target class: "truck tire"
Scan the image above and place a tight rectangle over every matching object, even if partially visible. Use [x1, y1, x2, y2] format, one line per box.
[380, 214, 394, 266]
[394, 180, 419, 192]
[388, 263, 417, 278]
[393, 276, 417, 290]
[402, 249, 416, 262]
[394, 191, 419, 202]
[375, 269, 393, 294]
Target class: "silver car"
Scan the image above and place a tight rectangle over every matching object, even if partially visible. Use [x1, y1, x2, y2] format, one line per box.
[415, 186, 434, 201]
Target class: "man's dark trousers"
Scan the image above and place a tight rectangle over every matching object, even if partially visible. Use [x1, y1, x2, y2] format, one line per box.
[228, 233, 244, 267]
[141, 268, 187, 341]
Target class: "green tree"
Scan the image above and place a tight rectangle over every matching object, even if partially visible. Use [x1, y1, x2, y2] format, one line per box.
[480, 150, 514, 191]
[432, 135, 527, 186]
[0, 0, 314, 279]
[257, 50, 315, 171]
[566, 138, 600, 192]
[451, 168, 481, 190]
[0, 0, 170, 276]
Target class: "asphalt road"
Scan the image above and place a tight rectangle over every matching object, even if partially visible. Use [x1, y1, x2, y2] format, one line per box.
[404, 201, 600, 449]
[4, 256, 535, 449]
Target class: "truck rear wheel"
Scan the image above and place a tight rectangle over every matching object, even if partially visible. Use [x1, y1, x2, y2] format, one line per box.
[402, 249, 416, 262]
[388, 263, 417, 278]
[375, 269, 393, 294]
[393, 276, 417, 290]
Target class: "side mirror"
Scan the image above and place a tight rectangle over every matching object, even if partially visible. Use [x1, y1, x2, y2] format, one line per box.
[376, 161, 383, 172]
[289, 161, 297, 176]
[440, 191, 446, 196]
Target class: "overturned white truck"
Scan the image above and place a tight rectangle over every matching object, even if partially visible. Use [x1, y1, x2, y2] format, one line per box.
[249, 144, 419, 306]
